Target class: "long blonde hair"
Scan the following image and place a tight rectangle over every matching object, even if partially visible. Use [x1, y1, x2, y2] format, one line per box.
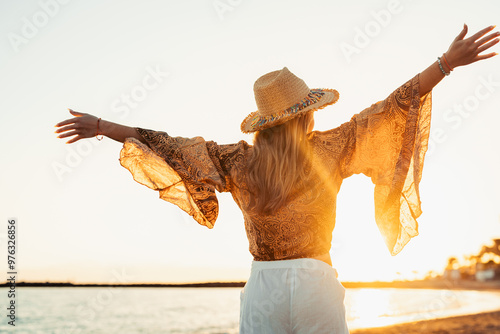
[247, 112, 314, 215]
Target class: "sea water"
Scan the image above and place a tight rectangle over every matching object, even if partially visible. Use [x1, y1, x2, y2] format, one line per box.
[1, 287, 500, 333]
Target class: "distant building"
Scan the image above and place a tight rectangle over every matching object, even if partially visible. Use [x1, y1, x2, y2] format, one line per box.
[444, 269, 461, 281]
[475, 261, 500, 281]
[444, 239, 500, 282]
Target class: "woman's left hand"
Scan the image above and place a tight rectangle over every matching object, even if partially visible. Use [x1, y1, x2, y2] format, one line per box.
[444, 24, 499, 70]
[55, 109, 100, 144]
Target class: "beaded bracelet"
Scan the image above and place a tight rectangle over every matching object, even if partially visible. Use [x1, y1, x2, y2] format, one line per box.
[96, 118, 104, 141]
[437, 57, 450, 76]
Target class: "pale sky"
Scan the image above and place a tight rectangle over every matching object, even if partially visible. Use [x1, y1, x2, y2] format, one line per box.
[1, 0, 499, 284]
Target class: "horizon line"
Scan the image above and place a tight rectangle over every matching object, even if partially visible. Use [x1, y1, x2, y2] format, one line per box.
[3, 278, 498, 290]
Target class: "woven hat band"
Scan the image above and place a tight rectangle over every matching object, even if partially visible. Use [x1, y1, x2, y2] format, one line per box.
[253, 67, 311, 117]
[240, 67, 340, 133]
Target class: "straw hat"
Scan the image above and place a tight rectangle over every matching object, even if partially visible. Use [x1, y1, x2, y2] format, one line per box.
[241, 67, 339, 133]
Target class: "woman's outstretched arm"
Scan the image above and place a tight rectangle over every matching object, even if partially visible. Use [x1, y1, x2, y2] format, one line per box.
[55, 109, 147, 144]
[420, 24, 499, 95]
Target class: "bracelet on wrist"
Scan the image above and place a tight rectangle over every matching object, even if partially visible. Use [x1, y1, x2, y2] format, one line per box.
[441, 53, 453, 72]
[437, 57, 450, 76]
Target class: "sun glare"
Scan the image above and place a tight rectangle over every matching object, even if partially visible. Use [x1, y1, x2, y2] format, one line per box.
[345, 289, 394, 329]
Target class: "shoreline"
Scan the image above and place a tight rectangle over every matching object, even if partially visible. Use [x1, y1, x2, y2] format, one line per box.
[350, 310, 500, 334]
[342, 279, 500, 291]
[2, 278, 499, 290]
[0, 281, 246, 288]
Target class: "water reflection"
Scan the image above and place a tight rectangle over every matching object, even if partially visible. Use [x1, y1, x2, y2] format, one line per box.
[345, 288, 500, 330]
[346, 289, 395, 329]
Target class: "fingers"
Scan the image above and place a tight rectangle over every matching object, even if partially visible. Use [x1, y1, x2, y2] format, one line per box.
[476, 31, 500, 47]
[476, 38, 500, 54]
[57, 130, 78, 139]
[55, 117, 80, 128]
[66, 135, 83, 144]
[454, 23, 468, 41]
[54, 109, 87, 127]
[68, 108, 85, 117]
[474, 52, 498, 62]
[468, 25, 496, 42]
[54, 124, 77, 134]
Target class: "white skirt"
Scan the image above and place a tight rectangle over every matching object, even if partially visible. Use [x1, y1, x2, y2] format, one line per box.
[239, 258, 349, 334]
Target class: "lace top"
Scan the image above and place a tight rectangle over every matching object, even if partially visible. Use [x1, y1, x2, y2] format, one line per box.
[119, 75, 432, 260]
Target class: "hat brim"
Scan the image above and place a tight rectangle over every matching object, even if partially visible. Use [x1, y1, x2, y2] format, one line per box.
[241, 88, 339, 133]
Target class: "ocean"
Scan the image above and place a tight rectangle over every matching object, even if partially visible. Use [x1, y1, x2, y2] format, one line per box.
[1, 287, 500, 333]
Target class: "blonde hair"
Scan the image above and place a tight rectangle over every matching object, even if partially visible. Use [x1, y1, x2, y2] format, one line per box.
[247, 112, 313, 215]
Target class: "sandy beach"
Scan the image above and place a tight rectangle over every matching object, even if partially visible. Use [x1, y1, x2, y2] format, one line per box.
[351, 310, 500, 334]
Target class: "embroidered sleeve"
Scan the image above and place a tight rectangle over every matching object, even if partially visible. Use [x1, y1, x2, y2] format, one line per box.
[119, 129, 246, 229]
[313, 74, 432, 255]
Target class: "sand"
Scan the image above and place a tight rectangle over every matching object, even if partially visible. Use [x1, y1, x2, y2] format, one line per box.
[350, 310, 500, 334]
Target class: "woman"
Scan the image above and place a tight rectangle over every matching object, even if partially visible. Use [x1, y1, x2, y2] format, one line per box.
[55, 24, 498, 333]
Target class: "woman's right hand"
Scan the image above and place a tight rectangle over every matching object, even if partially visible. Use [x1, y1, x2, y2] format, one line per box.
[444, 24, 499, 70]
[55, 109, 100, 144]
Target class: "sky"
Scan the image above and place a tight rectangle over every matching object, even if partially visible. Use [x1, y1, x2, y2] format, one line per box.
[1, 0, 499, 284]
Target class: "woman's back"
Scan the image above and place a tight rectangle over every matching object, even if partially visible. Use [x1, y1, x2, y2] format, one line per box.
[230, 131, 342, 262]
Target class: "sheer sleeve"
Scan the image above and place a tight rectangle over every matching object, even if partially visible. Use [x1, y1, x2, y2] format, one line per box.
[119, 129, 247, 229]
[314, 74, 432, 255]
